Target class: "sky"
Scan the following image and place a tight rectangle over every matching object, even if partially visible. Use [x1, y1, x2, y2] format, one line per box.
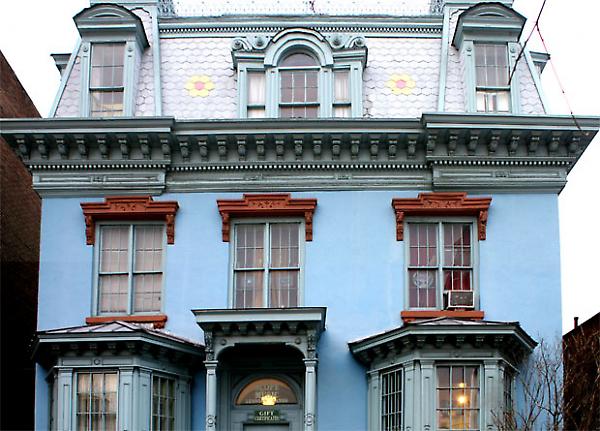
[0, 0, 598, 333]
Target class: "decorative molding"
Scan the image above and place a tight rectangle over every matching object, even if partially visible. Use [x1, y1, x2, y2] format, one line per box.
[85, 314, 168, 329]
[81, 196, 179, 245]
[391, 192, 491, 241]
[217, 193, 317, 241]
[400, 310, 484, 323]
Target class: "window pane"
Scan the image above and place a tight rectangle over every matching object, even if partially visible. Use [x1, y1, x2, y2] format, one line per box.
[234, 271, 264, 308]
[409, 224, 437, 266]
[100, 226, 129, 273]
[280, 52, 317, 67]
[134, 226, 163, 272]
[248, 72, 266, 105]
[99, 274, 128, 313]
[236, 377, 298, 405]
[247, 107, 265, 118]
[438, 367, 450, 387]
[334, 70, 350, 102]
[443, 270, 472, 291]
[269, 270, 299, 307]
[334, 105, 351, 118]
[91, 90, 124, 117]
[270, 223, 299, 268]
[408, 269, 437, 308]
[235, 225, 264, 268]
[133, 273, 162, 312]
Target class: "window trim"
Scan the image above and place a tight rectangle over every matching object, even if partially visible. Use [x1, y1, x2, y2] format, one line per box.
[228, 217, 306, 309]
[91, 221, 166, 318]
[403, 217, 480, 313]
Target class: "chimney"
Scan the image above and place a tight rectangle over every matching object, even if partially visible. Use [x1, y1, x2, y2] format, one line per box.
[574, 316, 579, 328]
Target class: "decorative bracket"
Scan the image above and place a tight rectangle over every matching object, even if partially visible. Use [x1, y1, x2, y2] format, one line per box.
[217, 193, 317, 242]
[391, 192, 491, 241]
[81, 196, 179, 245]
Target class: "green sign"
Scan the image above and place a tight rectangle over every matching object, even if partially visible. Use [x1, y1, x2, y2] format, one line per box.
[253, 409, 281, 422]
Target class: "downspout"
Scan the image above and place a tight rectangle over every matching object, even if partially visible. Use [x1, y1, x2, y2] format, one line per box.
[437, 6, 450, 112]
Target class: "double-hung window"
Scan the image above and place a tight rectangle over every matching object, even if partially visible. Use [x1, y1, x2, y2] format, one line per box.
[232, 221, 302, 308]
[475, 44, 510, 113]
[407, 221, 475, 310]
[76, 372, 118, 431]
[436, 365, 481, 431]
[96, 224, 164, 315]
[89, 43, 125, 117]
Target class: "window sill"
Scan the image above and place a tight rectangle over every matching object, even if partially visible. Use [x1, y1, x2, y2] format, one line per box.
[400, 310, 484, 323]
[86, 315, 168, 329]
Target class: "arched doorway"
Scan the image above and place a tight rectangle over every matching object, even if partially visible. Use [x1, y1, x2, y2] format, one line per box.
[219, 344, 305, 431]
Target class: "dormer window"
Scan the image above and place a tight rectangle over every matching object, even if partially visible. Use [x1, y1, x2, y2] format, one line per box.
[452, 3, 526, 114]
[74, 3, 149, 117]
[232, 28, 367, 119]
[90, 43, 125, 117]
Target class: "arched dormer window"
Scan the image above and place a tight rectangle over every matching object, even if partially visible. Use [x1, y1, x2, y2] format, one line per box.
[232, 28, 367, 119]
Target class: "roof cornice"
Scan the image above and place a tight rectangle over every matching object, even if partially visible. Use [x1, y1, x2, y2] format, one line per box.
[2, 114, 597, 195]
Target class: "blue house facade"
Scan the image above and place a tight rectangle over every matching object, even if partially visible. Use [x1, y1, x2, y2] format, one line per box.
[2, 1, 598, 430]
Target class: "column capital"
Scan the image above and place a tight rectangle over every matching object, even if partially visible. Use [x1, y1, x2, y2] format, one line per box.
[303, 358, 318, 368]
[204, 360, 219, 369]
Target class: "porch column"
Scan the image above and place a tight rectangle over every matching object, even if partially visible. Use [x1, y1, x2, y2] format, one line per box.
[303, 358, 318, 431]
[205, 360, 218, 431]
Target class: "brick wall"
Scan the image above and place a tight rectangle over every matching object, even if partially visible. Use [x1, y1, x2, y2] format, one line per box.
[0, 49, 41, 431]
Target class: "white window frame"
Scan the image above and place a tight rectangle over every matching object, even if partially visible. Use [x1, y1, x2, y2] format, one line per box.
[404, 217, 479, 311]
[228, 218, 306, 308]
[92, 221, 166, 316]
[435, 363, 482, 431]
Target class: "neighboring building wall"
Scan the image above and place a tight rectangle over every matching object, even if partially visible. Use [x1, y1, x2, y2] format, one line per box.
[563, 312, 600, 431]
[0, 50, 41, 431]
[35, 191, 562, 429]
